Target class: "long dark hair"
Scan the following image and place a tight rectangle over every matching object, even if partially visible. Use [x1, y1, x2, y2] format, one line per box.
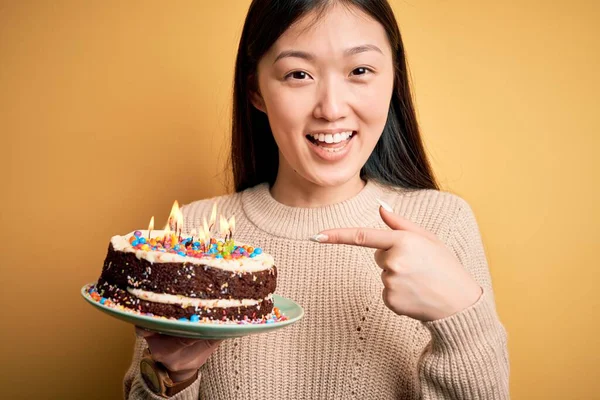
[230, 0, 439, 192]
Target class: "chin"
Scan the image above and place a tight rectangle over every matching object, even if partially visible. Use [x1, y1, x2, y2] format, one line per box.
[303, 168, 361, 188]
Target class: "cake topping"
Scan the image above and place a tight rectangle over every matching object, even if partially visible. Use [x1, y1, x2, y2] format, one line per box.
[110, 200, 274, 272]
[127, 230, 263, 260]
[127, 200, 264, 260]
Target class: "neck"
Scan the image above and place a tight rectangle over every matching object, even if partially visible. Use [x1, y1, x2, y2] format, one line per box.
[270, 165, 365, 208]
[241, 176, 383, 240]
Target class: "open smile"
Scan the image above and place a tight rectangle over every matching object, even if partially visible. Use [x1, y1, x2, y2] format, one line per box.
[305, 131, 356, 152]
[305, 130, 357, 161]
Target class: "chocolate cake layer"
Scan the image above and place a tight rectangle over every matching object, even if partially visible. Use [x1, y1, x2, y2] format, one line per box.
[100, 243, 277, 299]
[97, 283, 274, 320]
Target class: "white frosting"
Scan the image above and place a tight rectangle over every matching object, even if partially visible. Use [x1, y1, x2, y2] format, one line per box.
[111, 230, 274, 273]
[127, 287, 270, 308]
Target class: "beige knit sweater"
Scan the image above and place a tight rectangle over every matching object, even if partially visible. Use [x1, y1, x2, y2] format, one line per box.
[124, 181, 510, 399]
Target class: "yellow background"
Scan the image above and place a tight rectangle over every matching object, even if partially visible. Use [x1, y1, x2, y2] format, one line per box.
[1, 1, 598, 399]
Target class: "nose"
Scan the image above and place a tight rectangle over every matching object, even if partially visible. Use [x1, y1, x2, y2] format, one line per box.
[312, 77, 349, 122]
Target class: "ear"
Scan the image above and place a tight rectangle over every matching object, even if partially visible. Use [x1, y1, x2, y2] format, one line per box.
[250, 89, 266, 113]
[248, 73, 267, 113]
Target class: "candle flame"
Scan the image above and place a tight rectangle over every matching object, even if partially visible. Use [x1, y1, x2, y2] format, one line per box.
[166, 200, 183, 233]
[219, 215, 229, 237]
[148, 216, 155, 231]
[176, 209, 183, 234]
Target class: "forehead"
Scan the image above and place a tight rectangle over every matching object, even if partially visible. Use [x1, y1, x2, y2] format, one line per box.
[267, 3, 391, 58]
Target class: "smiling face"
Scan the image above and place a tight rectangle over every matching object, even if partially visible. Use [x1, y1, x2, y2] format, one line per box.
[252, 3, 395, 189]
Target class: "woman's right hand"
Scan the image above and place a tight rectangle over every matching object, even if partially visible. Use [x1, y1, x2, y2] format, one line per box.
[135, 326, 223, 382]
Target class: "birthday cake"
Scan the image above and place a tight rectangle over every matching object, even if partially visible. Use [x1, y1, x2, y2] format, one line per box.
[92, 203, 278, 322]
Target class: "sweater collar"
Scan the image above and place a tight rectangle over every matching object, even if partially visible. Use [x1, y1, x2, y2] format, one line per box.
[241, 180, 385, 240]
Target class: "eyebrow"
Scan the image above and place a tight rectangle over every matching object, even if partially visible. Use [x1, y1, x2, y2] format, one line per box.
[273, 44, 383, 64]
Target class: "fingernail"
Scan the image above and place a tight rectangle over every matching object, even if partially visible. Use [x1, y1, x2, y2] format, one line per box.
[376, 198, 393, 212]
[309, 233, 328, 243]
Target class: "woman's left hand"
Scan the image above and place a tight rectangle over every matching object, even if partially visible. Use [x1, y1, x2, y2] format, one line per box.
[311, 200, 483, 322]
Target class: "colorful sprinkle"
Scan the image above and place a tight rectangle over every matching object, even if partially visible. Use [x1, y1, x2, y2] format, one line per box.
[126, 228, 269, 262]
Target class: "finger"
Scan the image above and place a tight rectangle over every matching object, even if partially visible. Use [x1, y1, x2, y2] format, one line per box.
[144, 336, 195, 361]
[312, 227, 397, 250]
[169, 340, 224, 371]
[175, 337, 200, 347]
[191, 339, 223, 352]
[382, 287, 392, 310]
[380, 270, 394, 288]
[377, 199, 436, 240]
[374, 249, 387, 270]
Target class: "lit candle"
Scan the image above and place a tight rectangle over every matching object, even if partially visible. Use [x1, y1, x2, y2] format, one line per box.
[176, 206, 183, 242]
[163, 224, 171, 247]
[167, 201, 180, 231]
[164, 200, 183, 244]
[203, 217, 211, 251]
[198, 230, 206, 252]
[148, 216, 154, 240]
[209, 203, 217, 232]
[219, 215, 229, 240]
[228, 215, 236, 241]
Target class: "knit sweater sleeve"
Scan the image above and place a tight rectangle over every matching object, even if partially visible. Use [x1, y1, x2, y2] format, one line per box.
[123, 334, 201, 400]
[417, 199, 510, 399]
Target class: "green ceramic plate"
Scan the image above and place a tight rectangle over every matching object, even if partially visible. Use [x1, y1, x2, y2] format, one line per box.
[81, 283, 304, 339]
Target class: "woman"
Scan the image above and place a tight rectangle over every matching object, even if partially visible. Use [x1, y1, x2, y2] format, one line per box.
[126, 0, 510, 398]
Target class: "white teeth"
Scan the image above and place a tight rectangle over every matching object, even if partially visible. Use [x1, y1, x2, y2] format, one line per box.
[309, 131, 354, 143]
[322, 146, 344, 153]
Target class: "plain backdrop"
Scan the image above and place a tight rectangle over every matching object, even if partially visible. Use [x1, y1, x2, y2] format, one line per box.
[1, 1, 598, 399]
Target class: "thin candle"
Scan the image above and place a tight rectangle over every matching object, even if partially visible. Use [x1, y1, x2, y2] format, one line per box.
[177, 208, 183, 242]
[148, 216, 155, 240]
[209, 203, 217, 232]
[228, 215, 236, 242]
[198, 230, 206, 253]
[163, 225, 171, 247]
[167, 200, 180, 231]
[219, 215, 229, 240]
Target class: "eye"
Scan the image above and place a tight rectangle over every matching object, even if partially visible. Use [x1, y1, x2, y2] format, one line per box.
[350, 67, 373, 77]
[285, 71, 312, 80]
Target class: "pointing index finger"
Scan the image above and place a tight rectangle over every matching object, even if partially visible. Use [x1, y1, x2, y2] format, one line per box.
[311, 228, 397, 250]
